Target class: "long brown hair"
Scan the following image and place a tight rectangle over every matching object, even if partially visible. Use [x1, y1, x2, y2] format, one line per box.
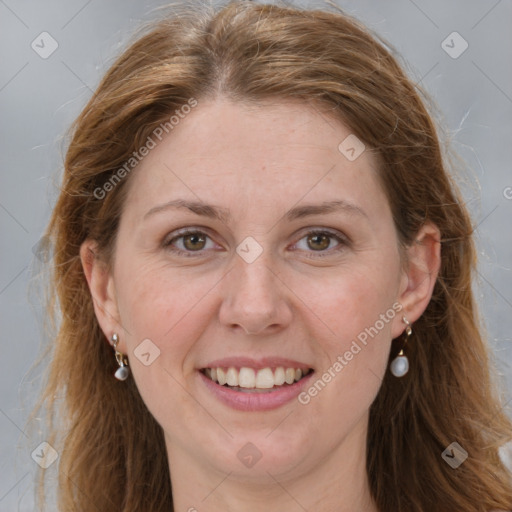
[31, 1, 512, 510]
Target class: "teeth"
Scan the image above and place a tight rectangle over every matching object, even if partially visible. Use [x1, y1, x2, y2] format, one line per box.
[255, 368, 275, 389]
[217, 367, 227, 386]
[203, 366, 311, 389]
[274, 367, 285, 386]
[226, 367, 238, 387]
[239, 367, 255, 388]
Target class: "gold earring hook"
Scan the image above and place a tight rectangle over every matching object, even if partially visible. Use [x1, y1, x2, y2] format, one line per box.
[112, 333, 127, 366]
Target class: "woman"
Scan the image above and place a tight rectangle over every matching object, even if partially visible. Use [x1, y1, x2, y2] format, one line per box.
[33, 1, 512, 510]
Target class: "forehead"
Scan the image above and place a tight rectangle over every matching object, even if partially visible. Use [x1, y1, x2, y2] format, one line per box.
[121, 97, 387, 223]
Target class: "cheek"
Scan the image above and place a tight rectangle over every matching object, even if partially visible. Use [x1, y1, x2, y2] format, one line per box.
[113, 266, 211, 430]
[304, 263, 400, 347]
[113, 261, 226, 395]
[115, 258, 215, 342]
[291, 277, 396, 452]
[301, 264, 400, 403]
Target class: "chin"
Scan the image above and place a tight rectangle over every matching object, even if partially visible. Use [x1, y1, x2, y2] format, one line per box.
[204, 430, 313, 480]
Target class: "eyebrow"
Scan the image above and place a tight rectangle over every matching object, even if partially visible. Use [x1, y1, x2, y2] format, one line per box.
[143, 199, 367, 223]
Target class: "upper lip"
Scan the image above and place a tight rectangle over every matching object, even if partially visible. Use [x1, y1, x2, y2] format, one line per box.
[200, 357, 313, 371]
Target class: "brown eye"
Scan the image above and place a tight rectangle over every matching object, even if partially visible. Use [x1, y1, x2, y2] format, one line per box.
[164, 229, 216, 257]
[182, 233, 207, 251]
[292, 229, 348, 259]
[307, 233, 331, 251]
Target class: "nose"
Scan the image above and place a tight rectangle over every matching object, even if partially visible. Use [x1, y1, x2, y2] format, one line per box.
[218, 251, 293, 336]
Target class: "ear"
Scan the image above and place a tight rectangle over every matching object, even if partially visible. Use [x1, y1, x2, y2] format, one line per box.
[80, 239, 121, 346]
[391, 222, 441, 338]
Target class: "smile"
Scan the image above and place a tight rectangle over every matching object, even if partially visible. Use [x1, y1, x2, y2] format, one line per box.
[198, 364, 315, 411]
[201, 366, 313, 392]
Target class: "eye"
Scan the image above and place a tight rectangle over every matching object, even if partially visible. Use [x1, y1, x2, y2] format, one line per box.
[292, 229, 348, 258]
[163, 228, 218, 257]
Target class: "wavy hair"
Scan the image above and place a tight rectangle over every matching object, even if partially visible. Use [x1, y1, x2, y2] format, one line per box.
[31, 1, 512, 510]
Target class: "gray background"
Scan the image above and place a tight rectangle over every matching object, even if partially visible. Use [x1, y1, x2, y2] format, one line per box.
[1, 0, 511, 510]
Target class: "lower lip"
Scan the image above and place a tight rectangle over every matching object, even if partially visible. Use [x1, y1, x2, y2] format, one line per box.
[198, 371, 315, 411]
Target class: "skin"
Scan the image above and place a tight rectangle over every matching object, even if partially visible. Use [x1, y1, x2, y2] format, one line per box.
[81, 97, 440, 511]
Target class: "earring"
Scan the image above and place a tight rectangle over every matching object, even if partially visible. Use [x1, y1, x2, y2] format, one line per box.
[112, 333, 130, 381]
[390, 316, 412, 377]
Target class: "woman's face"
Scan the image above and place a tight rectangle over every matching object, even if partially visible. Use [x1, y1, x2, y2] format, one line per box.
[89, 98, 421, 486]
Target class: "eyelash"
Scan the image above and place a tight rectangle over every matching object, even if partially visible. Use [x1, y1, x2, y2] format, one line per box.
[163, 227, 349, 259]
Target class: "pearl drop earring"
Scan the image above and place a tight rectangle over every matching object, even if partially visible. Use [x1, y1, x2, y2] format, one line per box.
[112, 333, 130, 381]
[390, 316, 411, 377]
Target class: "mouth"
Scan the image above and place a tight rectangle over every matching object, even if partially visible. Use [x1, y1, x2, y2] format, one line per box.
[200, 366, 314, 393]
